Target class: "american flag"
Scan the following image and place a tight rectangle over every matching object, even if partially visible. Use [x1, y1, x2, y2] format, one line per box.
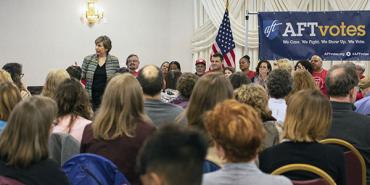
[211, 8, 236, 68]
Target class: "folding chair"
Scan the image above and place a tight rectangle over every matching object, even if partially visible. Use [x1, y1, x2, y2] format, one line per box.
[320, 138, 366, 185]
[271, 163, 336, 185]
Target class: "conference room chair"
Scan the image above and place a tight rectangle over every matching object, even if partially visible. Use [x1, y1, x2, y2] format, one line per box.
[271, 163, 336, 185]
[320, 138, 366, 185]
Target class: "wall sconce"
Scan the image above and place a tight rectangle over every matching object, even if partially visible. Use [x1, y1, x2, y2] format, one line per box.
[83, 0, 104, 25]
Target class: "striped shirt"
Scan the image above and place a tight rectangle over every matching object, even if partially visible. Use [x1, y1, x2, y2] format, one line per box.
[81, 54, 120, 99]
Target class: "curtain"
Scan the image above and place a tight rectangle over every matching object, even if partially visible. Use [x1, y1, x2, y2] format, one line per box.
[192, 0, 370, 74]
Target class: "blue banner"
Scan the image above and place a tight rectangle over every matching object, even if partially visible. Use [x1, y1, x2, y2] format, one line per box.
[258, 11, 370, 60]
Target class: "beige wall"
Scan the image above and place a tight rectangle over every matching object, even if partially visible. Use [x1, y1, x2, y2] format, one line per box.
[0, 0, 194, 86]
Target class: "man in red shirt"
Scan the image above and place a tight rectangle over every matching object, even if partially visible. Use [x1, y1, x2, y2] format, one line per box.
[239, 55, 256, 80]
[126, 54, 140, 77]
[311, 55, 327, 95]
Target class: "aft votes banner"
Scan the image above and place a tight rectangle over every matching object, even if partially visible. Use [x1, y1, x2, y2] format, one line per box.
[258, 11, 370, 60]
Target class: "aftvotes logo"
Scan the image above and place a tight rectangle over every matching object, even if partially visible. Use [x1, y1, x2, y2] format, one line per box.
[263, 20, 282, 40]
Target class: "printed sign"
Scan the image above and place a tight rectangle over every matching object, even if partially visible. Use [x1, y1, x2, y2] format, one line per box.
[258, 11, 370, 60]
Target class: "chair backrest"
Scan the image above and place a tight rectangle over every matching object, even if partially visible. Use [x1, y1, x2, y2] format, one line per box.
[203, 160, 221, 174]
[291, 179, 330, 185]
[62, 153, 130, 185]
[49, 132, 80, 166]
[0, 176, 24, 185]
[271, 163, 336, 185]
[320, 138, 366, 185]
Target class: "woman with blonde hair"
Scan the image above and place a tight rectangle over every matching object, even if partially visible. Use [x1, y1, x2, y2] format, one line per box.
[53, 79, 93, 142]
[81, 73, 156, 185]
[0, 82, 22, 131]
[41, 69, 70, 98]
[235, 84, 280, 149]
[259, 89, 345, 185]
[0, 69, 13, 83]
[0, 96, 69, 185]
[286, 70, 317, 101]
[202, 100, 291, 185]
[274, 58, 293, 73]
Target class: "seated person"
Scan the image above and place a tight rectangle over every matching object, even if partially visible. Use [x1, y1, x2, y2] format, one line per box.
[2, 63, 31, 98]
[202, 100, 291, 185]
[0, 82, 22, 132]
[170, 73, 199, 108]
[81, 74, 156, 185]
[235, 84, 280, 149]
[52, 79, 92, 142]
[0, 96, 69, 185]
[259, 89, 346, 185]
[137, 124, 207, 185]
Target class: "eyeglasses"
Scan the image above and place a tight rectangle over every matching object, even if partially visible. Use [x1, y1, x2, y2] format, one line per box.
[20, 73, 24, 78]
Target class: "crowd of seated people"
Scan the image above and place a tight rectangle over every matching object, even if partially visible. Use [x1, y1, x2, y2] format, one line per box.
[1, 50, 370, 185]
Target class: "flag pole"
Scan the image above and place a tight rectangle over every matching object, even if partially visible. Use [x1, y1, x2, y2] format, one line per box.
[226, 0, 229, 10]
[245, 10, 249, 55]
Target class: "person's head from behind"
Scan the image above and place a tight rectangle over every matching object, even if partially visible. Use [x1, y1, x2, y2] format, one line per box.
[116, 67, 130, 74]
[54, 79, 92, 126]
[205, 100, 264, 162]
[169, 61, 181, 72]
[229, 72, 251, 89]
[274, 58, 292, 73]
[176, 73, 199, 100]
[137, 65, 163, 97]
[210, 53, 223, 71]
[267, 69, 292, 99]
[0, 69, 13, 84]
[2, 63, 23, 90]
[41, 69, 70, 98]
[165, 70, 182, 90]
[66, 65, 82, 81]
[0, 96, 57, 168]
[295, 60, 313, 74]
[239, 55, 251, 72]
[284, 89, 331, 142]
[186, 72, 233, 133]
[234, 84, 270, 120]
[290, 70, 316, 95]
[326, 64, 359, 103]
[126, 54, 140, 72]
[0, 82, 22, 121]
[137, 124, 207, 185]
[94, 73, 146, 140]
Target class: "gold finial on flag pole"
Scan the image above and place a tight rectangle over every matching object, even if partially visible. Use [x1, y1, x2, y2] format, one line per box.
[226, 0, 229, 10]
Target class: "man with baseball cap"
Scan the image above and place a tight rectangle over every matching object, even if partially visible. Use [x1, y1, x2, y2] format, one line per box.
[195, 58, 206, 77]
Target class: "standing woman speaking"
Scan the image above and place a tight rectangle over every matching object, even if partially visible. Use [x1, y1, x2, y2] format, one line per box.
[82, 35, 120, 110]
